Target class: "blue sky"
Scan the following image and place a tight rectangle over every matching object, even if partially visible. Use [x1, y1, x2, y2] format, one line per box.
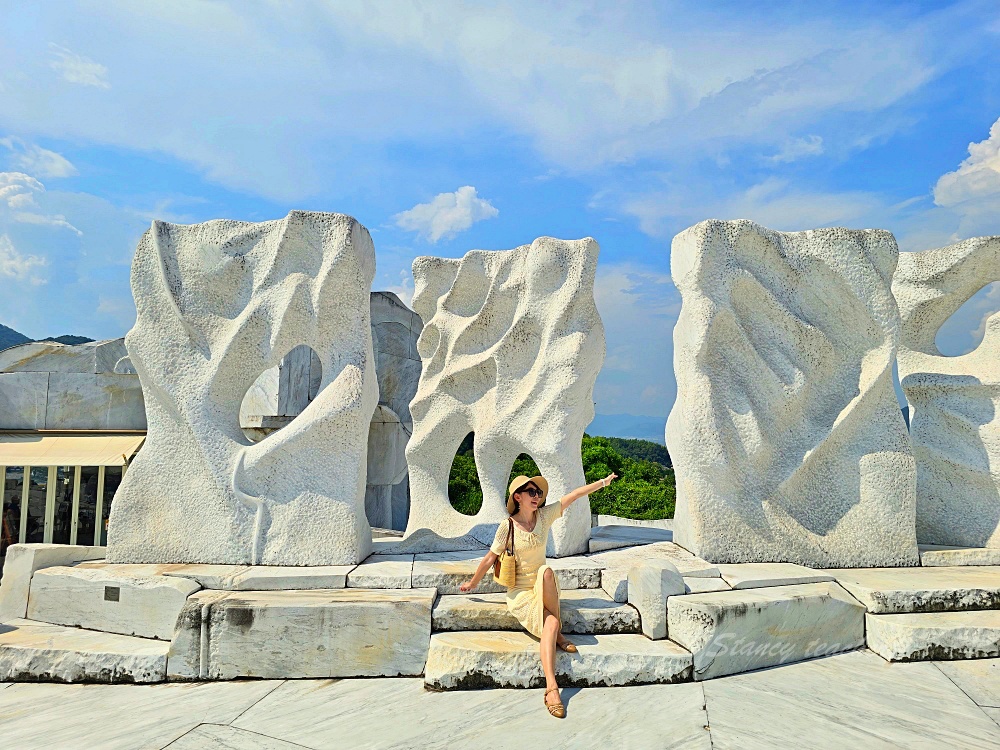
[1, 1, 999, 423]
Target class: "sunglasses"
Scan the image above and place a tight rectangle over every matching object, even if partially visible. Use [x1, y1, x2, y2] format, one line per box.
[520, 487, 543, 498]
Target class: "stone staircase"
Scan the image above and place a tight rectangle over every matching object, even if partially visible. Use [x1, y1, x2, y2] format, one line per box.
[1, 533, 999, 687]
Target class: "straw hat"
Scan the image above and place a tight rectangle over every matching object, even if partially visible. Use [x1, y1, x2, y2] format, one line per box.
[506, 475, 549, 514]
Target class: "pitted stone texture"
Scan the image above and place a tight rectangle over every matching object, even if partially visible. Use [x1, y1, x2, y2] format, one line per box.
[894, 237, 1000, 549]
[589, 542, 720, 602]
[627, 561, 685, 640]
[404, 237, 605, 557]
[668, 582, 865, 681]
[588, 525, 672, 553]
[919, 545, 1000, 567]
[424, 631, 692, 690]
[0, 544, 105, 623]
[717, 563, 835, 590]
[0, 619, 168, 683]
[107, 212, 379, 566]
[666, 220, 918, 567]
[177, 588, 435, 680]
[866, 610, 1000, 662]
[823, 566, 1000, 613]
[27, 566, 200, 640]
[431, 589, 639, 634]
[346, 554, 413, 589]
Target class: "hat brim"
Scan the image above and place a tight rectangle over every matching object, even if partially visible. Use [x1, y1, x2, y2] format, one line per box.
[506, 475, 548, 514]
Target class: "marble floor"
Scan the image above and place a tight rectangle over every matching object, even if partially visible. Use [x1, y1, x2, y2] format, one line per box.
[1, 651, 998, 749]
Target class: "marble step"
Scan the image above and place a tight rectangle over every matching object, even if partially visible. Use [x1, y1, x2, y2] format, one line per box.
[866, 610, 1000, 662]
[168, 587, 436, 680]
[424, 631, 692, 690]
[822, 566, 1000, 614]
[432, 589, 639, 634]
[588, 525, 673, 553]
[27, 565, 201, 640]
[0, 618, 168, 683]
[918, 545, 1000, 567]
[667, 582, 866, 681]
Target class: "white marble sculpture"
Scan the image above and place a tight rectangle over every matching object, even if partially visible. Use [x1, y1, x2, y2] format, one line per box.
[107, 211, 379, 565]
[404, 237, 605, 556]
[894, 236, 1000, 548]
[666, 220, 919, 567]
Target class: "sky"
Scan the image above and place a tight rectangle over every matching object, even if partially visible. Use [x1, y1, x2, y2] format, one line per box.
[1, 0, 999, 425]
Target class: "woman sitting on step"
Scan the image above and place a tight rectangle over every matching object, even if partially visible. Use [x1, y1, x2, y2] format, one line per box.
[460, 471, 618, 718]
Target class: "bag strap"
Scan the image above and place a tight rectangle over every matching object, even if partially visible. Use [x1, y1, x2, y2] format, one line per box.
[506, 517, 515, 556]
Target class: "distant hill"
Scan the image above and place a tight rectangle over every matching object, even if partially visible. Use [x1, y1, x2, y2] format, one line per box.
[0, 323, 94, 352]
[588, 413, 666, 445]
[596, 436, 671, 467]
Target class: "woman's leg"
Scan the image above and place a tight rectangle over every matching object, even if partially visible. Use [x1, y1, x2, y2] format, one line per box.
[541, 567, 570, 646]
[540, 608, 560, 706]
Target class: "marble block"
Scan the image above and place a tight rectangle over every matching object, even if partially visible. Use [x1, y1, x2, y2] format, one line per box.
[0, 618, 168, 683]
[919, 545, 1000, 567]
[591, 542, 720, 602]
[866, 610, 1000, 661]
[627, 561, 685, 640]
[27, 566, 200, 640]
[588, 525, 673, 553]
[424, 631, 692, 690]
[667, 582, 865, 680]
[108, 211, 379, 566]
[404, 237, 605, 557]
[666, 220, 919, 567]
[717, 563, 835, 590]
[547, 555, 603, 589]
[431, 589, 639, 634]
[347, 554, 413, 589]
[411, 550, 506, 594]
[225, 565, 355, 591]
[173, 588, 435, 680]
[823, 566, 1000, 613]
[894, 236, 1000, 549]
[0, 544, 106, 622]
[683, 577, 732, 594]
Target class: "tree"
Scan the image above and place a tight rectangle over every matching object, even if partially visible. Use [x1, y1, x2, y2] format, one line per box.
[446, 434, 675, 519]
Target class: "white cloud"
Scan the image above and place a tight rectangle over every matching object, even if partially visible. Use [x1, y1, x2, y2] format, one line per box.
[0, 172, 45, 209]
[394, 186, 498, 242]
[620, 177, 880, 239]
[0, 234, 48, 285]
[933, 116, 1000, 211]
[592, 262, 678, 415]
[767, 135, 824, 164]
[381, 268, 415, 306]
[49, 44, 110, 89]
[0, 172, 82, 235]
[0, 136, 78, 178]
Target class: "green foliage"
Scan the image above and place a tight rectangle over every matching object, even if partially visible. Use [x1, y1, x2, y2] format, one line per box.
[600, 436, 671, 467]
[446, 433, 675, 519]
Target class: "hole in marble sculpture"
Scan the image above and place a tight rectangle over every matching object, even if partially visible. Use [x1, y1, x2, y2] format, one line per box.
[936, 281, 1000, 357]
[448, 432, 481, 516]
[239, 344, 322, 443]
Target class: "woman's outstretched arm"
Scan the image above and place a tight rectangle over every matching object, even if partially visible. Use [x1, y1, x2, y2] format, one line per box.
[559, 472, 618, 512]
[459, 550, 499, 593]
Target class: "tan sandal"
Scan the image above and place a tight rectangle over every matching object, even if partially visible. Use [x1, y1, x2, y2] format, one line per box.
[544, 687, 565, 718]
[556, 636, 578, 653]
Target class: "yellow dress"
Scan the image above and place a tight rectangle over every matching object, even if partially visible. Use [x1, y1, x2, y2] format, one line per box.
[490, 501, 563, 638]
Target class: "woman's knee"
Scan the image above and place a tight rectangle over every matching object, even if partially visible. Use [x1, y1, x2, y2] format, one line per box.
[543, 614, 560, 634]
[543, 568, 556, 585]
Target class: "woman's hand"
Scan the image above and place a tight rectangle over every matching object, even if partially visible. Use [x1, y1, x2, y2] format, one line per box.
[601, 472, 618, 488]
[459, 579, 476, 593]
